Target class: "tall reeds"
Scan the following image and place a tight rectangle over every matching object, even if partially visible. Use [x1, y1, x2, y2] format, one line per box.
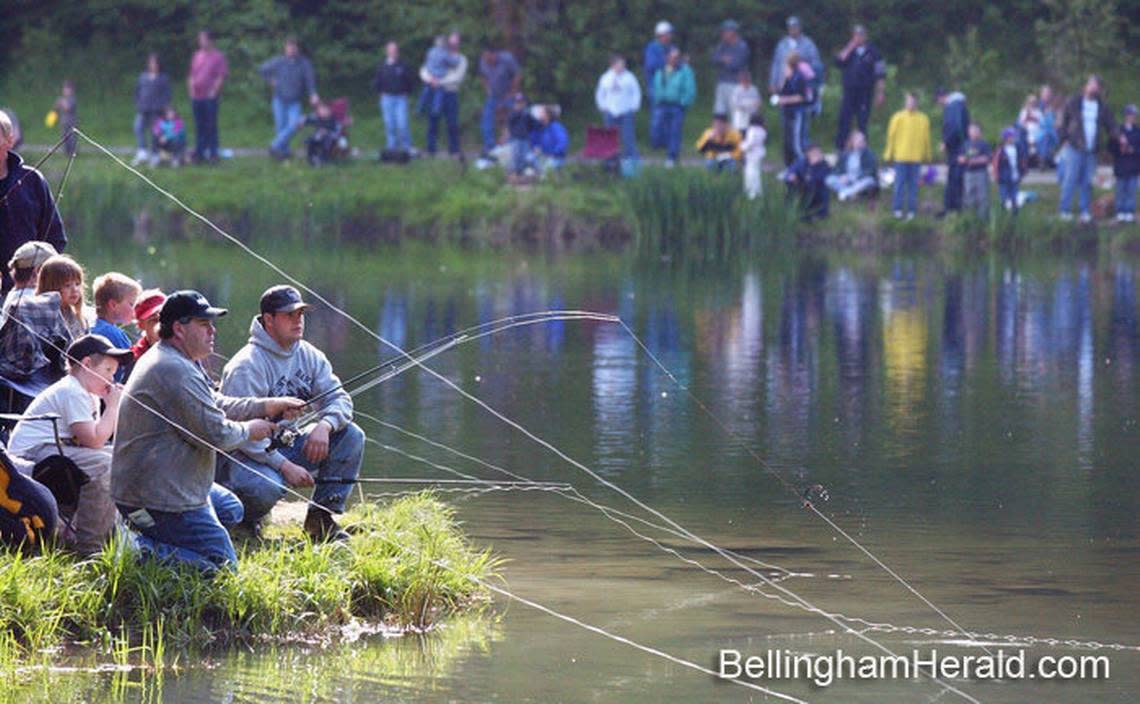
[0, 494, 497, 667]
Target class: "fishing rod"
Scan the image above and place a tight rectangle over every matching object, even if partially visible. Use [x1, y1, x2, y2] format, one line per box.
[270, 332, 468, 449]
[313, 477, 572, 487]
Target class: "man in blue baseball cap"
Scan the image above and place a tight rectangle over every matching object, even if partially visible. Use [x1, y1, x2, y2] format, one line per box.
[112, 290, 304, 571]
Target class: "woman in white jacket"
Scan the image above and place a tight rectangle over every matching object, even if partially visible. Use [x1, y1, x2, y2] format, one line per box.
[595, 55, 642, 160]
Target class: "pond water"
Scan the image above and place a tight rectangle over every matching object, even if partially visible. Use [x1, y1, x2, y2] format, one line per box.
[12, 234, 1140, 702]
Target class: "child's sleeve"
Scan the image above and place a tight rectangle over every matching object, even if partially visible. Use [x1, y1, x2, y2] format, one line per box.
[60, 386, 97, 430]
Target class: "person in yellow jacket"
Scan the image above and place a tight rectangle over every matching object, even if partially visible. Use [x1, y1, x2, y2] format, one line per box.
[882, 92, 932, 220]
[695, 113, 743, 172]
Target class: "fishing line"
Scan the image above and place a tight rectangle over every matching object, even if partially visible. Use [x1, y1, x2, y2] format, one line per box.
[1, 313, 808, 704]
[621, 320, 990, 657]
[360, 414, 1140, 654]
[76, 130, 977, 701]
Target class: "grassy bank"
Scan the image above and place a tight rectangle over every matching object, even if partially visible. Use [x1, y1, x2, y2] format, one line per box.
[28, 146, 1140, 259]
[0, 494, 498, 671]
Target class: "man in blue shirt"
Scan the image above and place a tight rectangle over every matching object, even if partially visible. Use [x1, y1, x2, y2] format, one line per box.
[479, 48, 521, 157]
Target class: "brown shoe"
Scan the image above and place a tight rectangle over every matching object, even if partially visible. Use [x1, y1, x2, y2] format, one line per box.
[303, 507, 350, 543]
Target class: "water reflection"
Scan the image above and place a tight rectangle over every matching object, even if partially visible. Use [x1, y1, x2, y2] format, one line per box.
[352, 254, 1138, 538]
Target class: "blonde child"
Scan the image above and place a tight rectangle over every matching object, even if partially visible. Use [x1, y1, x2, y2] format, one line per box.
[36, 254, 90, 339]
[92, 272, 142, 381]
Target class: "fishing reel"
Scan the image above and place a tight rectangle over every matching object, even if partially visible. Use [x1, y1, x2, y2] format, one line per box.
[268, 424, 299, 451]
[801, 484, 830, 509]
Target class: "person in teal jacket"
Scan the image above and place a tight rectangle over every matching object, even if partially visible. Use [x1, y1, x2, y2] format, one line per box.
[650, 48, 696, 165]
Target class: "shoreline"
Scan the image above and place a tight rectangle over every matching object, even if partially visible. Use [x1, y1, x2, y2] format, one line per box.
[0, 494, 498, 671]
[32, 151, 1140, 258]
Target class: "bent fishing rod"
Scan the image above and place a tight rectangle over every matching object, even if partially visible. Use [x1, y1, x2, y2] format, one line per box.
[269, 332, 468, 448]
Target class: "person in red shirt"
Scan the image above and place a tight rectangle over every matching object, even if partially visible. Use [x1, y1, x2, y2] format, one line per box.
[187, 31, 228, 164]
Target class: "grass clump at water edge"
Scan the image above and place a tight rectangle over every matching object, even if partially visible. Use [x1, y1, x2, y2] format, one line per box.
[0, 493, 499, 669]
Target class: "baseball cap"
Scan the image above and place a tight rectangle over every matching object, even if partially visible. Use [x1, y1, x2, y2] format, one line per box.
[1001, 127, 1018, 140]
[8, 241, 57, 270]
[67, 333, 133, 364]
[655, 20, 673, 35]
[787, 16, 801, 28]
[133, 289, 166, 322]
[159, 290, 227, 328]
[721, 19, 740, 32]
[1125, 104, 1138, 116]
[259, 285, 310, 315]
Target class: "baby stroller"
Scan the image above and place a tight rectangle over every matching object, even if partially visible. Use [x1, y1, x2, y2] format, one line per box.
[306, 98, 353, 166]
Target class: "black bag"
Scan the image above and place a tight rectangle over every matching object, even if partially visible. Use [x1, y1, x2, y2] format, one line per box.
[380, 149, 411, 164]
[32, 454, 87, 510]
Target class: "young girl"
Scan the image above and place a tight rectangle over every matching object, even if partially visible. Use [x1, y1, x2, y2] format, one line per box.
[741, 113, 767, 200]
[36, 254, 90, 339]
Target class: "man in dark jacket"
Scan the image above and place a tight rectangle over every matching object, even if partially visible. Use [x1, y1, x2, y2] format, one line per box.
[372, 41, 416, 154]
[0, 112, 67, 294]
[1057, 74, 1117, 222]
[937, 89, 970, 216]
[834, 24, 886, 151]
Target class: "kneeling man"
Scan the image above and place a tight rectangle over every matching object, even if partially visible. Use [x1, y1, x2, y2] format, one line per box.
[220, 285, 363, 541]
[112, 290, 301, 570]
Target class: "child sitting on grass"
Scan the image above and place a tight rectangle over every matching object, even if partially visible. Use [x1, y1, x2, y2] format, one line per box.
[91, 272, 142, 381]
[303, 101, 343, 166]
[7, 334, 132, 555]
[151, 106, 187, 167]
[36, 254, 90, 340]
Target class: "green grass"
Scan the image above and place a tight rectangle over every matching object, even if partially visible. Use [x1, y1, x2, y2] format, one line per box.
[0, 494, 499, 672]
[22, 140, 1140, 261]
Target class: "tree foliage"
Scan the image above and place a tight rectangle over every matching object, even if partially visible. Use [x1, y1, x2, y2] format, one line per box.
[0, 0, 1134, 109]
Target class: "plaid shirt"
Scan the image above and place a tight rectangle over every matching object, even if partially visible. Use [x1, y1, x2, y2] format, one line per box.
[0, 291, 72, 379]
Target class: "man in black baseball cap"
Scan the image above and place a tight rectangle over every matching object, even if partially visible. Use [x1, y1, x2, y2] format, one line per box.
[219, 283, 362, 542]
[113, 289, 304, 571]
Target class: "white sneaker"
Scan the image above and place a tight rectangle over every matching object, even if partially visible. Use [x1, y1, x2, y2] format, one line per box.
[905, 212, 916, 221]
[1127, 213, 1136, 222]
[664, 159, 676, 169]
[1079, 212, 1092, 224]
[1117, 213, 1127, 222]
[1059, 212, 1074, 222]
[130, 149, 148, 166]
[892, 210, 904, 219]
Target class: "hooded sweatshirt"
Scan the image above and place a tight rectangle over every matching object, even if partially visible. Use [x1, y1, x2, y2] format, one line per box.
[220, 316, 353, 469]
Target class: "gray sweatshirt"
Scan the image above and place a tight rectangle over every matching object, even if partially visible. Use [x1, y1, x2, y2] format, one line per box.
[112, 340, 266, 512]
[258, 55, 317, 103]
[220, 317, 353, 469]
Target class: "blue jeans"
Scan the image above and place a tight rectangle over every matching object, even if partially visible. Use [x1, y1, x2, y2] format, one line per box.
[119, 483, 244, 572]
[705, 158, 738, 173]
[509, 138, 531, 174]
[604, 112, 638, 160]
[270, 97, 303, 154]
[192, 98, 219, 160]
[482, 96, 510, 153]
[134, 111, 161, 151]
[892, 162, 920, 214]
[999, 180, 1020, 211]
[782, 108, 806, 166]
[426, 92, 460, 155]
[380, 94, 411, 150]
[651, 104, 685, 160]
[1059, 145, 1096, 215]
[1115, 175, 1137, 215]
[220, 423, 364, 523]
